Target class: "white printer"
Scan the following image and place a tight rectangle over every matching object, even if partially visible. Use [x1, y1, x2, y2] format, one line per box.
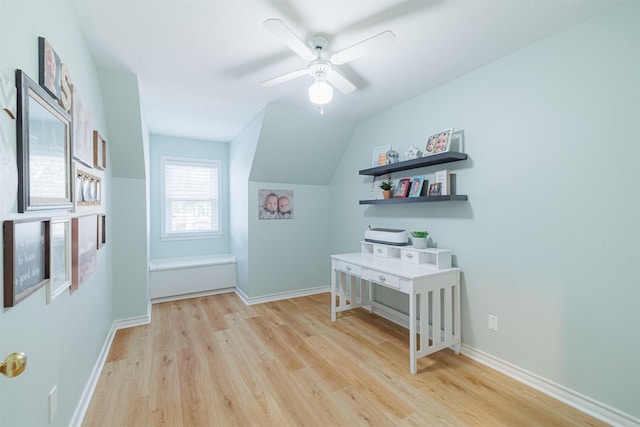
[364, 227, 409, 246]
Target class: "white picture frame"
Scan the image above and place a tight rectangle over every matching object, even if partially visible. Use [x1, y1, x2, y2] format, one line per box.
[423, 127, 454, 156]
[372, 144, 391, 167]
[47, 218, 71, 303]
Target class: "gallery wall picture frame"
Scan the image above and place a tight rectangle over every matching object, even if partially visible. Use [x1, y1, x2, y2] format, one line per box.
[47, 218, 71, 303]
[97, 214, 106, 249]
[71, 85, 94, 168]
[395, 178, 411, 198]
[74, 166, 102, 210]
[372, 145, 391, 167]
[38, 37, 61, 101]
[93, 130, 106, 170]
[408, 177, 425, 198]
[71, 214, 98, 290]
[16, 69, 72, 213]
[423, 127, 454, 157]
[3, 217, 50, 308]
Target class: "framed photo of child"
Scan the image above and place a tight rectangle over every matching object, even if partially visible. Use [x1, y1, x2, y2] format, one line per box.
[258, 189, 293, 219]
[408, 177, 424, 198]
[423, 127, 454, 156]
[428, 182, 442, 196]
[395, 178, 411, 198]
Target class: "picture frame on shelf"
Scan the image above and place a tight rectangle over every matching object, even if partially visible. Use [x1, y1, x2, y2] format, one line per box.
[408, 177, 424, 198]
[3, 217, 50, 308]
[423, 127, 454, 156]
[93, 131, 107, 170]
[372, 145, 391, 167]
[428, 182, 442, 196]
[38, 37, 61, 100]
[47, 218, 71, 303]
[71, 214, 98, 290]
[435, 170, 451, 196]
[16, 69, 72, 213]
[395, 178, 411, 198]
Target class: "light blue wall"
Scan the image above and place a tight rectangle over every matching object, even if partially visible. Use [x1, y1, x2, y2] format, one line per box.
[0, 1, 115, 425]
[98, 68, 149, 319]
[229, 109, 264, 295]
[251, 104, 356, 185]
[330, 3, 639, 418]
[247, 182, 330, 297]
[149, 134, 230, 260]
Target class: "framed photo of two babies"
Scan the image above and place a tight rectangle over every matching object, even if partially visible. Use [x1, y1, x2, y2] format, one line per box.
[424, 128, 453, 156]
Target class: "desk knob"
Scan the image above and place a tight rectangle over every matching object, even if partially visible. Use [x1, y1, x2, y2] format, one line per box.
[378, 275, 386, 282]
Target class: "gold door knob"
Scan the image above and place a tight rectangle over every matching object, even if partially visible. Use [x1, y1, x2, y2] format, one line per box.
[0, 352, 27, 378]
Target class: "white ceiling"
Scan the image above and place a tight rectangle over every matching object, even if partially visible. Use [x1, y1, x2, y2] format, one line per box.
[70, 0, 621, 142]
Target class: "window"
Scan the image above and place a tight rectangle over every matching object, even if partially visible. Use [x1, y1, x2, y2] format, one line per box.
[161, 156, 220, 239]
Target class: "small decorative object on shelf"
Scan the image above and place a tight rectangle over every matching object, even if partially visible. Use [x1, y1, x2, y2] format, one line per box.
[435, 170, 451, 195]
[410, 230, 429, 249]
[424, 127, 454, 156]
[379, 178, 393, 199]
[386, 149, 399, 164]
[395, 178, 411, 198]
[404, 145, 421, 160]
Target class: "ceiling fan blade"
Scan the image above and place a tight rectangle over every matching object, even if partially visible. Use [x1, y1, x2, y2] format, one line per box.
[260, 69, 308, 87]
[263, 19, 316, 61]
[329, 30, 396, 65]
[327, 70, 357, 94]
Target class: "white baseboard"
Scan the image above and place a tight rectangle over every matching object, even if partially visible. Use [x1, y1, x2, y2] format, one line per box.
[461, 345, 639, 427]
[364, 301, 638, 427]
[235, 285, 330, 305]
[70, 302, 152, 427]
[151, 287, 235, 304]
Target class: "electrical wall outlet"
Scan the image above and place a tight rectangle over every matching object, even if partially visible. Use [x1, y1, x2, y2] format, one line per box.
[49, 385, 58, 423]
[488, 314, 498, 332]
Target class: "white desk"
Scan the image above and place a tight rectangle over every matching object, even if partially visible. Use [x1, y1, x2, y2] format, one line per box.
[331, 252, 461, 374]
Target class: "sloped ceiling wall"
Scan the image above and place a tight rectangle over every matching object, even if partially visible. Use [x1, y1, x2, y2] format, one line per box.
[249, 103, 357, 185]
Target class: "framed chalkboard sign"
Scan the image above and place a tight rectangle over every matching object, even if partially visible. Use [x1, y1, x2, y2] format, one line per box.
[3, 218, 50, 307]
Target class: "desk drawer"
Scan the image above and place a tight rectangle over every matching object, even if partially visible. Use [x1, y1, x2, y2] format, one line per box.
[362, 268, 400, 289]
[334, 260, 362, 276]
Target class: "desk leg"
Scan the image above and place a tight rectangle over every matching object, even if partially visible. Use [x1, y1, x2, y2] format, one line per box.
[331, 263, 337, 322]
[409, 291, 417, 374]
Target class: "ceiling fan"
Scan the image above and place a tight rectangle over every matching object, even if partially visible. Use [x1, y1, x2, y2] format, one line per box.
[261, 19, 395, 111]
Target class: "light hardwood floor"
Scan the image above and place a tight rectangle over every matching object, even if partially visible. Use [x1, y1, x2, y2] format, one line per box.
[83, 292, 607, 426]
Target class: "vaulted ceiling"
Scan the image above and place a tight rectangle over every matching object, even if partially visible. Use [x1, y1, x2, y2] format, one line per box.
[70, 0, 621, 142]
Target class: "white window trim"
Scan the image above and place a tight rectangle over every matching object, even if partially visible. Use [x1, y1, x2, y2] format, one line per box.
[160, 155, 222, 241]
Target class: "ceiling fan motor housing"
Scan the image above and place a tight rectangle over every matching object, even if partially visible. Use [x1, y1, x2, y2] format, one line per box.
[308, 59, 332, 80]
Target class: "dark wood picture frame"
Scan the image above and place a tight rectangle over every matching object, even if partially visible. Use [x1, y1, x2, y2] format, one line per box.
[16, 69, 72, 213]
[428, 182, 442, 196]
[93, 130, 106, 170]
[97, 214, 106, 249]
[395, 178, 411, 198]
[3, 218, 50, 307]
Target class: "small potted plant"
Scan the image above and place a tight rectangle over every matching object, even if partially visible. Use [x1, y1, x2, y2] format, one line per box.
[410, 231, 429, 248]
[379, 179, 393, 199]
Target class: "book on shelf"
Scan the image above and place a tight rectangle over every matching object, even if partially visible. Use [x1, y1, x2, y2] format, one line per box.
[434, 170, 451, 195]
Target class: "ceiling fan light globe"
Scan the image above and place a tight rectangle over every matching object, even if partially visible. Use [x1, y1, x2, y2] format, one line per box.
[308, 81, 333, 105]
